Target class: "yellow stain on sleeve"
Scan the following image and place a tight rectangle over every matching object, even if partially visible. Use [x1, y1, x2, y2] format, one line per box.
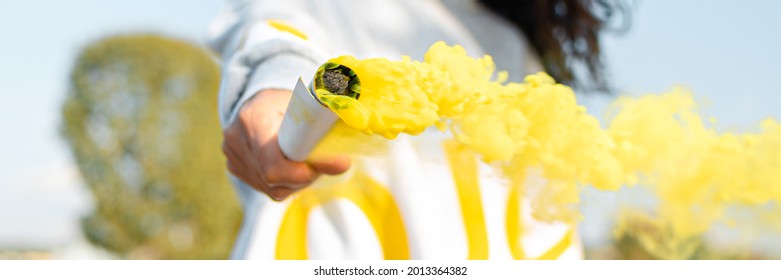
[267, 19, 308, 40]
[535, 229, 574, 260]
[505, 173, 573, 260]
[505, 182, 526, 260]
[275, 172, 409, 259]
[444, 140, 489, 260]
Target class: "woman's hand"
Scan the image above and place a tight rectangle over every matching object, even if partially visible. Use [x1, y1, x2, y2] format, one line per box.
[222, 89, 351, 201]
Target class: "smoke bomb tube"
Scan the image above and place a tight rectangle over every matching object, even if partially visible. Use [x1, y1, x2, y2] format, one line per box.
[277, 78, 339, 161]
[278, 63, 361, 162]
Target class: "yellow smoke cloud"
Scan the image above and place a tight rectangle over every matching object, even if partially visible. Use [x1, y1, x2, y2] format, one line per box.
[311, 42, 781, 258]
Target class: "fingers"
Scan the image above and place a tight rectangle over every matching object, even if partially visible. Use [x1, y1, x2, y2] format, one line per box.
[252, 135, 320, 189]
[221, 89, 352, 202]
[223, 123, 323, 201]
[225, 138, 300, 201]
[223, 141, 265, 190]
[223, 124, 267, 186]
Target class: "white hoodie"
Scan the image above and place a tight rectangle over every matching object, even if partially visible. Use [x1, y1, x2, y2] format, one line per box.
[208, 0, 582, 260]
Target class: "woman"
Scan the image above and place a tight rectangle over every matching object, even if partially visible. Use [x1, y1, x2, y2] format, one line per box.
[209, 0, 625, 259]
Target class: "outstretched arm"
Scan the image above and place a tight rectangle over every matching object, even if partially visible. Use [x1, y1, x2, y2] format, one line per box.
[208, 0, 350, 201]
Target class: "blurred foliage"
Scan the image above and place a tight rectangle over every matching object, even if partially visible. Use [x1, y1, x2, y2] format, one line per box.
[61, 34, 241, 259]
[586, 211, 776, 260]
[611, 210, 702, 260]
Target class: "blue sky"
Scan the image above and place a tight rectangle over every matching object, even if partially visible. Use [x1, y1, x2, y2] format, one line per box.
[594, 0, 781, 126]
[1, 0, 780, 252]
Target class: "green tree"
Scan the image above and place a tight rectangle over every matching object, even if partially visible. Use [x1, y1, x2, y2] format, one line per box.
[61, 34, 241, 259]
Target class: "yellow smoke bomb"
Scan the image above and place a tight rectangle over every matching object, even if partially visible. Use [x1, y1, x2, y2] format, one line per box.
[277, 63, 361, 161]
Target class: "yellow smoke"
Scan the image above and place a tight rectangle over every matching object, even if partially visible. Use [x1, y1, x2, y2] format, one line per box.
[312, 42, 781, 258]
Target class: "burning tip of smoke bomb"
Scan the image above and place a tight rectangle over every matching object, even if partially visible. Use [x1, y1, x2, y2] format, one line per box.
[315, 62, 361, 100]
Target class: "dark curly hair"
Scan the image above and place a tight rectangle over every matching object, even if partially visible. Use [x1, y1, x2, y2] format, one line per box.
[480, 0, 631, 92]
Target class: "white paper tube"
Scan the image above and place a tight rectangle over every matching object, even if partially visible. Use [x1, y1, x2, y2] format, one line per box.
[278, 77, 339, 161]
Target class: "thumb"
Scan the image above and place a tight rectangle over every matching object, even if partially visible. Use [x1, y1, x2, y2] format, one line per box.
[309, 155, 352, 175]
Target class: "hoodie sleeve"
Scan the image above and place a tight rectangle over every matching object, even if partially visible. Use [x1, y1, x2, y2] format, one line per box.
[207, 0, 330, 127]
